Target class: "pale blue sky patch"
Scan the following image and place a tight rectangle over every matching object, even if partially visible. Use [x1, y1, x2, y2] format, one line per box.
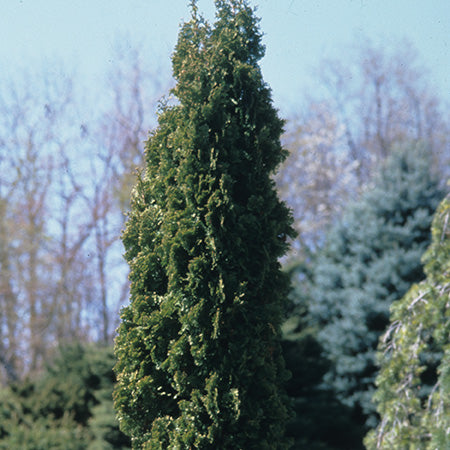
[0, 0, 449, 115]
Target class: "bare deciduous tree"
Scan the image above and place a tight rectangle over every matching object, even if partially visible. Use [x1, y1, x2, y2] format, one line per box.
[278, 39, 450, 258]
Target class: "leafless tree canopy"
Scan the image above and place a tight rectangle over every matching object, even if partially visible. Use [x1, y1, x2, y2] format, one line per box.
[277, 39, 450, 259]
[0, 45, 165, 383]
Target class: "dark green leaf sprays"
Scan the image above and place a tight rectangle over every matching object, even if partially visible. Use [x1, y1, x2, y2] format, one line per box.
[114, 1, 294, 448]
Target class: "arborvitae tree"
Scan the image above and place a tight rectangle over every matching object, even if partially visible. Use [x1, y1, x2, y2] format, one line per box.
[114, 1, 294, 448]
[365, 193, 450, 449]
[308, 146, 443, 431]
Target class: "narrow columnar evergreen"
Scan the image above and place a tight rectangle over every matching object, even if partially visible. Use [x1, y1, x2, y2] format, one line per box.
[114, 1, 294, 448]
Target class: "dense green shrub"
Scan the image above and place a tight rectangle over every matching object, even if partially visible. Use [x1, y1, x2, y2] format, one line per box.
[282, 312, 365, 450]
[0, 345, 130, 450]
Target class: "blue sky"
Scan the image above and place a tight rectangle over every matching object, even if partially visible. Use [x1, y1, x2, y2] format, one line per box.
[1, 0, 449, 115]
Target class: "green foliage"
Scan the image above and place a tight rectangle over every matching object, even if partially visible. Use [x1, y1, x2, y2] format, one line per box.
[0, 345, 130, 450]
[365, 193, 450, 449]
[114, 0, 294, 448]
[282, 312, 365, 450]
[308, 146, 443, 430]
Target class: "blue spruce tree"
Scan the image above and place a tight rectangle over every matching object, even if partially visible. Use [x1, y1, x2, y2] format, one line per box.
[309, 145, 443, 431]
